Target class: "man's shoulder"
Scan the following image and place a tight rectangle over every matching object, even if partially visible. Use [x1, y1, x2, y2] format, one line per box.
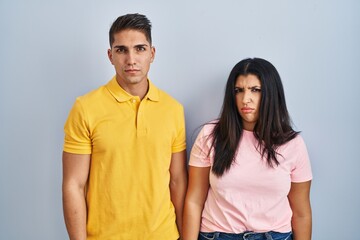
[76, 84, 108, 103]
[155, 87, 183, 108]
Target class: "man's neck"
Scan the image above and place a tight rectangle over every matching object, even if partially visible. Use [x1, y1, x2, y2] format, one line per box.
[116, 77, 149, 100]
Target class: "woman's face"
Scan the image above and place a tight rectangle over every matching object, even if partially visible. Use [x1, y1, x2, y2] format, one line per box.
[235, 74, 262, 131]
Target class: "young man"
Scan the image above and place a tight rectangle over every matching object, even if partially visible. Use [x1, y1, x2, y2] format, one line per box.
[62, 13, 187, 240]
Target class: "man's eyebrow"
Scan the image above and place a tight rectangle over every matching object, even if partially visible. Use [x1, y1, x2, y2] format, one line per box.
[113, 45, 127, 49]
[113, 44, 149, 49]
[134, 44, 149, 48]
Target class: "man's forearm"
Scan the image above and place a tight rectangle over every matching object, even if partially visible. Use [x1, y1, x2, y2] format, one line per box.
[170, 178, 187, 239]
[63, 186, 87, 240]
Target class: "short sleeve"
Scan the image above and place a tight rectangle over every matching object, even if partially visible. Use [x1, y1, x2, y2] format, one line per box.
[171, 105, 187, 153]
[63, 98, 92, 154]
[291, 136, 313, 183]
[189, 125, 213, 167]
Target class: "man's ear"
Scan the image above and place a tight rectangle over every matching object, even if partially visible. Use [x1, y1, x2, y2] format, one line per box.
[150, 46, 156, 63]
[107, 49, 113, 64]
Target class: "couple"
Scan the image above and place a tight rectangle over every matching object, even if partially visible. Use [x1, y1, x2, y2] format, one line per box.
[62, 13, 312, 240]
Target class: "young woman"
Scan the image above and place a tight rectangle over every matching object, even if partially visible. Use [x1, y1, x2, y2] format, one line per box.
[183, 58, 312, 240]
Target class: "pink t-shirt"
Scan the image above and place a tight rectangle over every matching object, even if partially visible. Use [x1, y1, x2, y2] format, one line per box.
[189, 123, 312, 233]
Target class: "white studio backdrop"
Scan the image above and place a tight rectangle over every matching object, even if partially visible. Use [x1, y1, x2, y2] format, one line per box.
[0, 0, 359, 239]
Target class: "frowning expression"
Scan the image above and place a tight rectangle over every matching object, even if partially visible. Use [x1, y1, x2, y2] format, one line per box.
[235, 74, 262, 131]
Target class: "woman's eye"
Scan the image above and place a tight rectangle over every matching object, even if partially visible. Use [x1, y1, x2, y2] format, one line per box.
[252, 88, 261, 92]
[234, 88, 243, 93]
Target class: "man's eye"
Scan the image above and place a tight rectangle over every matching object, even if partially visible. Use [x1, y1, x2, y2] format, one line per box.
[116, 48, 127, 53]
[137, 46, 146, 51]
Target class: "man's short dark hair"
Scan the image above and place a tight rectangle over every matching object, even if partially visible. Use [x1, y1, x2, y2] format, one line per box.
[109, 13, 152, 47]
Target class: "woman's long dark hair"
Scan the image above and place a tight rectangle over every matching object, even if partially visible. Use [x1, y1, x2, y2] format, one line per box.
[210, 58, 298, 177]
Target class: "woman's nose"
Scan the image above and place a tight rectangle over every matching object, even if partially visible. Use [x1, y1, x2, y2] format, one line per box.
[242, 91, 251, 104]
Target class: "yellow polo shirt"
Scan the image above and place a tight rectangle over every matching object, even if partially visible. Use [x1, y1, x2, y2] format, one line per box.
[63, 77, 186, 240]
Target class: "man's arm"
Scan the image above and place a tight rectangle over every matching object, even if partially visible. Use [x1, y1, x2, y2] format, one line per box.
[182, 166, 210, 240]
[62, 151, 91, 240]
[169, 150, 188, 239]
[288, 181, 312, 240]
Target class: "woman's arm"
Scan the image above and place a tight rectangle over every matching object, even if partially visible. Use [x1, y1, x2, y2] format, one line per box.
[288, 181, 312, 240]
[182, 166, 210, 240]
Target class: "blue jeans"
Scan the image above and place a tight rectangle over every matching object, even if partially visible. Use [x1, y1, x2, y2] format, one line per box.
[198, 231, 292, 240]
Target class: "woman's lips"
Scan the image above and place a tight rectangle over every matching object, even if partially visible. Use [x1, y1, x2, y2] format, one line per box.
[241, 107, 253, 113]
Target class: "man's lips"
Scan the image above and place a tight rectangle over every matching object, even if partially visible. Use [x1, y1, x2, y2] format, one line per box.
[125, 69, 139, 73]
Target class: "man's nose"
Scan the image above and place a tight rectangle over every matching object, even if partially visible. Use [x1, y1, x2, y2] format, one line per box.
[126, 51, 136, 65]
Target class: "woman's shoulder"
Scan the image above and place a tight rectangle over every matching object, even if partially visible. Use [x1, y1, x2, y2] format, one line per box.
[281, 133, 307, 152]
[201, 120, 218, 134]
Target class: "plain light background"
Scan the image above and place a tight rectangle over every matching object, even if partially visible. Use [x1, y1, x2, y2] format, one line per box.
[1, 0, 359, 239]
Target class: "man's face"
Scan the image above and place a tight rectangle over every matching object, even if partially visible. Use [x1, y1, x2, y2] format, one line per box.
[108, 29, 155, 89]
